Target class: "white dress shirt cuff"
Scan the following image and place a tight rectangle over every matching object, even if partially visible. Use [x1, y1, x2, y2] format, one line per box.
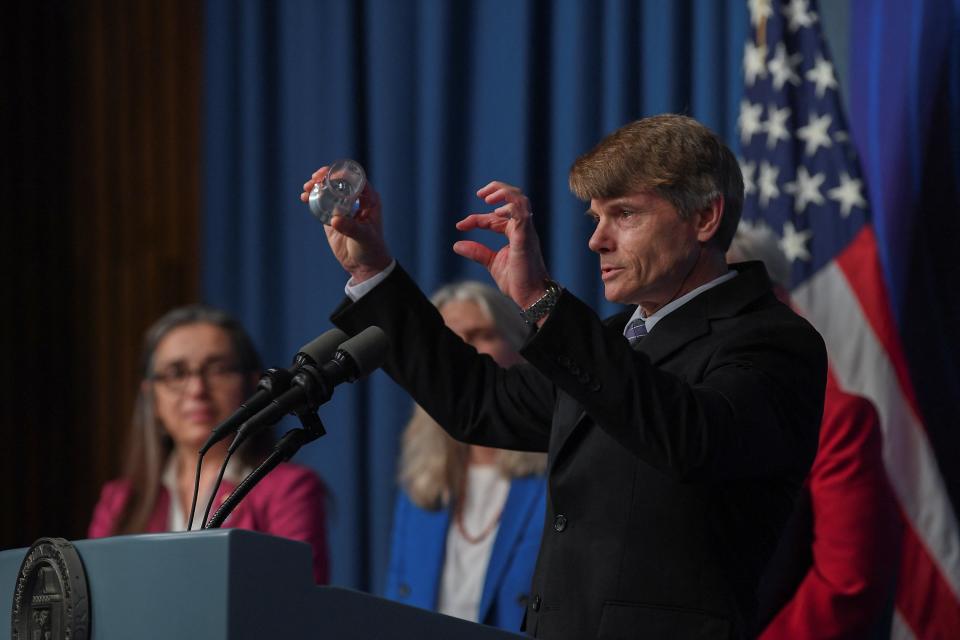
[344, 259, 397, 301]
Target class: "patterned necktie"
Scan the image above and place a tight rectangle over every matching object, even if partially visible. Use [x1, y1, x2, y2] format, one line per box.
[624, 317, 648, 347]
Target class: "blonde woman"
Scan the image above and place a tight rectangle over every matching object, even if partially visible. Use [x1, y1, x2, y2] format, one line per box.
[384, 282, 547, 631]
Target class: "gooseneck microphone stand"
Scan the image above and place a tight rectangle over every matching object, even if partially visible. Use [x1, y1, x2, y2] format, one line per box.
[205, 411, 326, 529]
[203, 326, 388, 529]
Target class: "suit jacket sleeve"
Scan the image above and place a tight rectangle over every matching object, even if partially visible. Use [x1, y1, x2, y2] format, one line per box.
[521, 284, 825, 482]
[759, 388, 901, 639]
[333, 263, 824, 482]
[331, 264, 556, 452]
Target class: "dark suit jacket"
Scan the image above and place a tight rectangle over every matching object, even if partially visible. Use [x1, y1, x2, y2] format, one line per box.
[332, 261, 826, 639]
[384, 475, 547, 630]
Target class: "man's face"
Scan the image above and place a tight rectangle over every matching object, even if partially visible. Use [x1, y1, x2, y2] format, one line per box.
[587, 191, 701, 312]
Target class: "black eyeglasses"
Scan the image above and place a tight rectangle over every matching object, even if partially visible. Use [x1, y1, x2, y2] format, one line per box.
[151, 360, 245, 393]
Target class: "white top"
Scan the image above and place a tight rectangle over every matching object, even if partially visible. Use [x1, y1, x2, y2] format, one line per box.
[162, 456, 247, 531]
[624, 269, 737, 335]
[436, 465, 510, 622]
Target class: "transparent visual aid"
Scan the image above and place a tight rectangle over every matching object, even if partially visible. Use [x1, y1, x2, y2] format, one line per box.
[308, 159, 367, 225]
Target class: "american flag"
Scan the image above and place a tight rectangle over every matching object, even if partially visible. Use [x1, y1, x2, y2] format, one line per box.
[738, 0, 960, 637]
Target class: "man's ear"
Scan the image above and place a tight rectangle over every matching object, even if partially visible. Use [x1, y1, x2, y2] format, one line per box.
[695, 195, 724, 243]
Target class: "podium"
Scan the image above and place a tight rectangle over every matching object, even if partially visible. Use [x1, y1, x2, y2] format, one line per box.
[0, 530, 524, 639]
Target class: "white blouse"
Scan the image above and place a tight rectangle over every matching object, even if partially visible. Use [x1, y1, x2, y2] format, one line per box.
[436, 465, 510, 622]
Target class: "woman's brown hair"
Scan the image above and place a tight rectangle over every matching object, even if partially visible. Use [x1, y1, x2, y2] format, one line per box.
[111, 305, 271, 534]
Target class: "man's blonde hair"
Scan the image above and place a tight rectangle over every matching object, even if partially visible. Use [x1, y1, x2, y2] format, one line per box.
[569, 114, 744, 250]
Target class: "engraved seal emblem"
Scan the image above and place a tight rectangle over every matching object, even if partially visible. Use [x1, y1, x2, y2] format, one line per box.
[11, 537, 89, 640]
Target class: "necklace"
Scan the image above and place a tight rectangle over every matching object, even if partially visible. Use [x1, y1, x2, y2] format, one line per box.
[453, 466, 506, 544]
[454, 502, 504, 544]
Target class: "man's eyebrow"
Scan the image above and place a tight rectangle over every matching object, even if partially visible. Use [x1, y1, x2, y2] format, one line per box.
[607, 196, 642, 208]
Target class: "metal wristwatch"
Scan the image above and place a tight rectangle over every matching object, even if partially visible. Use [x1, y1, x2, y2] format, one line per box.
[520, 280, 562, 325]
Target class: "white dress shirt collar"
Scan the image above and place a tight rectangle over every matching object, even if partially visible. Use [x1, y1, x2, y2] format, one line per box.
[625, 269, 737, 334]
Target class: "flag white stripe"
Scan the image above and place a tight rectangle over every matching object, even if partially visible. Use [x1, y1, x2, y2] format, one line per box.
[793, 262, 960, 601]
[891, 609, 919, 640]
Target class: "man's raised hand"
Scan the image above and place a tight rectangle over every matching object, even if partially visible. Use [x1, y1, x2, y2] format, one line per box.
[453, 181, 551, 309]
[301, 167, 392, 283]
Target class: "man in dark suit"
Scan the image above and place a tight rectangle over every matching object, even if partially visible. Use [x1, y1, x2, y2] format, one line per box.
[302, 114, 826, 639]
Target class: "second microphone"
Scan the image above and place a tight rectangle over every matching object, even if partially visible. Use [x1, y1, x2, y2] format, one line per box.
[228, 326, 389, 453]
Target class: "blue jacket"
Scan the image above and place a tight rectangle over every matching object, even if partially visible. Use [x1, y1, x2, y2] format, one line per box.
[384, 474, 547, 631]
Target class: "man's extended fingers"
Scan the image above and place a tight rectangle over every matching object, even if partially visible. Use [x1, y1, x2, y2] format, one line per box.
[456, 214, 481, 231]
[483, 188, 511, 204]
[496, 202, 532, 220]
[301, 167, 331, 200]
[455, 213, 512, 232]
[476, 182, 501, 198]
[300, 180, 316, 202]
[477, 180, 522, 198]
[481, 187, 524, 206]
[452, 240, 497, 269]
[329, 213, 366, 238]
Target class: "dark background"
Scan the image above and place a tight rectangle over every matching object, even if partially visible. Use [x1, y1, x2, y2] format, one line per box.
[2, 1, 202, 551]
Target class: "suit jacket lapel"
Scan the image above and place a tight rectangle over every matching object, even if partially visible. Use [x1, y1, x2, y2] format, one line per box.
[638, 296, 711, 365]
[547, 310, 709, 470]
[546, 309, 632, 468]
[547, 262, 773, 469]
[633, 261, 774, 365]
[548, 391, 586, 472]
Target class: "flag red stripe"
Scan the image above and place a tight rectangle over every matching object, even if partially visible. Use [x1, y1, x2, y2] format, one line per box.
[834, 226, 922, 418]
[831, 226, 960, 632]
[793, 235, 960, 604]
[896, 523, 960, 639]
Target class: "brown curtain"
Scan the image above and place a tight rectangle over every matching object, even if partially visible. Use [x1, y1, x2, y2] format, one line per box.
[1, 0, 202, 550]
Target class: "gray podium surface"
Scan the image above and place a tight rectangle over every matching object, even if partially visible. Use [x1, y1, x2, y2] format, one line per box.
[0, 529, 523, 639]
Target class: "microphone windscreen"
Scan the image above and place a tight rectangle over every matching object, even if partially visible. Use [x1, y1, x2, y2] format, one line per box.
[338, 326, 390, 377]
[297, 328, 349, 365]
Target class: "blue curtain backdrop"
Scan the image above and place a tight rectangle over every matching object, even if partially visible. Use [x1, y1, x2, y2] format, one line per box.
[203, 0, 960, 596]
[848, 0, 960, 516]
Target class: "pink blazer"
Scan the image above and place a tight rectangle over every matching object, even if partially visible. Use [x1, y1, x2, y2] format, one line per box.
[88, 462, 330, 584]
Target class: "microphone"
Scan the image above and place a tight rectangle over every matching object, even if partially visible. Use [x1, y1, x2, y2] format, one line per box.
[198, 327, 349, 455]
[292, 329, 352, 368]
[228, 326, 389, 453]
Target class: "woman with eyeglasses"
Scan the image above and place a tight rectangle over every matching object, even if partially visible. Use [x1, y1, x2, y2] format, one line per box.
[88, 305, 330, 583]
